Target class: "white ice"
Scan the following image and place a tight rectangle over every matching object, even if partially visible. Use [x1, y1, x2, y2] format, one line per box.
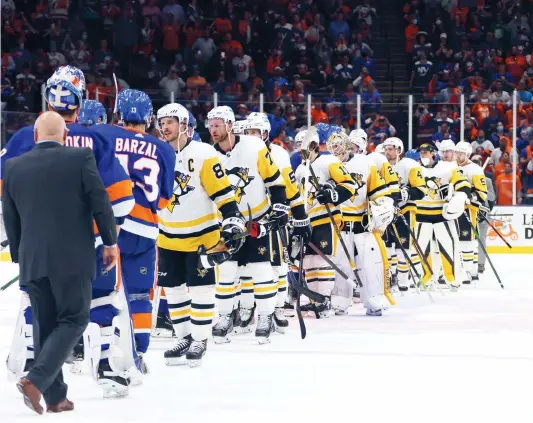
[0, 256, 532, 423]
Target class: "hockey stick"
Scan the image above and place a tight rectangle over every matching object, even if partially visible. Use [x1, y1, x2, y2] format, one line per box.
[278, 232, 326, 304]
[1, 274, 19, 292]
[307, 242, 358, 290]
[390, 224, 434, 302]
[397, 212, 434, 278]
[463, 211, 504, 290]
[296, 242, 306, 339]
[478, 213, 512, 249]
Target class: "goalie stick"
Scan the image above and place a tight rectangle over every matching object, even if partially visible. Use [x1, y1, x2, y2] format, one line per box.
[1, 274, 18, 293]
[478, 212, 512, 249]
[463, 211, 504, 290]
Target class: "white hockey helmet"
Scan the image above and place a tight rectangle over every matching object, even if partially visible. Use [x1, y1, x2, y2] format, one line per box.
[157, 102, 189, 125]
[232, 120, 246, 135]
[374, 143, 385, 154]
[296, 128, 319, 151]
[245, 112, 271, 136]
[438, 139, 456, 152]
[207, 105, 235, 125]
[383, 136, 404, 154]
[326, 131, 350, 157]
[454, 141, 473, 157]
[349, 128, 368, 143]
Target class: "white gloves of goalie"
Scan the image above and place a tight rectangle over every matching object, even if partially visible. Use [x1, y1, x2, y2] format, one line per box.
[442, 191, 467, 221]
[368, 196, 395, 233]
[398, 186, 409, 207]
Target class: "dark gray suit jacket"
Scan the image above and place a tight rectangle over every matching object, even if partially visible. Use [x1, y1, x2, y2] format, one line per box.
[2, 141, 117, 285]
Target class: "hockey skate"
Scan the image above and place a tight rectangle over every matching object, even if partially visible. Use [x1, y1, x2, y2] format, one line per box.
[97, 361, 129, 398]
[212, 314, 233, 344]
[68, 339, 84, 374]
[478, 264, 485, 274]
[283, 302, 295, 317]
[236, 305, 255, 334]
[255, 314, 275, 344]
[232, 307, 242, 329]
[186, 340, 207, 367]
[151, 312, 175, 338]
[313, 299, 331, 319]
[164, 334, 193, 365]
[273, 307, 289, 333]
[366, 308, 383, 316]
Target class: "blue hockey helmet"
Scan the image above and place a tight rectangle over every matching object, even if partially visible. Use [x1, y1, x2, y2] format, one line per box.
[45, 65, 86, 112]
[117, 89, 153, 125]
[316, 123, 343, 145]
[404, 148, 421, 161]
[78, 100, 107, 126]
[188, 111, 197, 129]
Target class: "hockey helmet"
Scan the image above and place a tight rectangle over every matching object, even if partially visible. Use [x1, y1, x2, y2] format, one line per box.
[374, 143, 385, 154]
[438, 139, 456, 152]
[327, 131, 350, 157]
[188, 112, 197, 129]
[117, 89, 153, 125]
[207, 106, 235, 125]
[232, 120, 246, 135]
[383, 137, 404, 154]
[349, 128, 368, 143]
[454, 141, 473, 157]
[404, 148, 420, 161]
[245, 112, 271, 135]
[78, 100, 107, 126]
[316, 123, 342, 145]
[45, 65, 86, 112]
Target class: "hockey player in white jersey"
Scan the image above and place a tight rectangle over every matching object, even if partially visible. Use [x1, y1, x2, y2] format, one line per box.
[208, 106, 289, 344]
[156, 103, 245, 366]
[329, 132, 395, 315]
[454, 141, 488, 283]
[416, 143, 471, 288]
[240, 112, 312, 333]
[294, 127, 356, 317]
[383, 137, 427, 291]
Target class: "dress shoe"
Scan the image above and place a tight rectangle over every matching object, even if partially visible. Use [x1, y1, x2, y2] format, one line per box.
[47, 399, 74, 413]
[16, 378, 44, 415]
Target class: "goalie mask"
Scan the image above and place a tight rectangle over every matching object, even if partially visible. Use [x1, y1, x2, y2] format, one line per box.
[327, 131, 351, 161]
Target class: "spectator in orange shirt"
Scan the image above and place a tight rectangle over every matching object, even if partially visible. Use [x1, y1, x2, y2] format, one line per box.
[496, 162, 522, 205]
[405, 18, 419, 54]
[162, 13, 180, 64]
[186, 65, 207, 89]
[311, 100, 329, 124]
[494, 151, 520, 180]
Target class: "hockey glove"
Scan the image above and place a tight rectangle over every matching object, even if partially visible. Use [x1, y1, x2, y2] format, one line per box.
[291, 217, 312, 246]
[368, 197, 395, 234]
[197, 245, 232, 270]
[398, 186, 410, 207]
[315, 182, 339, 205]
[221, 215, 247, 254]
[269, 203, 290, 231]
[442, 191, 467, 221]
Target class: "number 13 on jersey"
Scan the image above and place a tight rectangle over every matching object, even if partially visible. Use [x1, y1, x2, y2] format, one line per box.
[116, 153, 160, 202]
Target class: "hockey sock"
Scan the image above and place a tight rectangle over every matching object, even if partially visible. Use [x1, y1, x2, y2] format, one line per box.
[247, 263, 277, 315]
[189, 286, 215, 341]
[396, 248, 410, 287]
[240, 275, 254, 309]
[274, 269, 288, 308]
[165, 285, 191, 339]
[215, 261, 238, 315]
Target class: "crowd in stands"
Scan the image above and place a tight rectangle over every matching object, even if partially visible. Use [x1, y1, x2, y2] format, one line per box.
[404, 0, 533, 204]
[1, 0, 390, 147]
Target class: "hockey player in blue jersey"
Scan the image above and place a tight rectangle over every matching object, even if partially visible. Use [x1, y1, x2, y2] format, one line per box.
[2, 65, 135, 398]
[93, 89, 176, 380]
[78, 100, 107, 126]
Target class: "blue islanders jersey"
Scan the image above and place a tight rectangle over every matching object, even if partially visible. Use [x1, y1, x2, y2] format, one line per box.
[94, 125, 176, 240]
[1, 122, 135, 245]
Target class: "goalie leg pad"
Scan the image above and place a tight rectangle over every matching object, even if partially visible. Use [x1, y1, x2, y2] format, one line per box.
[433, 221, 468, 285]
[353, 232, 389, 311]
[414, 222, 435, 285]
[165, 284, 191, 339]
[215, 260, 239, 315]
[331, 232, 354, 312]
[7, 291, 34, 379]
[189, 285, 215, 341]
[246, 262, 276, 316]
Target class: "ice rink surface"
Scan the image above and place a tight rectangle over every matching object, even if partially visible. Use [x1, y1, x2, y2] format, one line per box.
[0, 255, 532, 423]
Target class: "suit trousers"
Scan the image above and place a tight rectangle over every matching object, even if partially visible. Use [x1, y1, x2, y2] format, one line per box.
[23, 275, 91, 404]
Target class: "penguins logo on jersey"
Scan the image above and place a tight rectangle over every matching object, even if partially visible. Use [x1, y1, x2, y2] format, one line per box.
[258, 246, 267, 255]
[168, 171, 195, 212]
[425, 176, 443, 200]
[320, 240, 328, 249]
[197, 267, 208, 278]
[226, 167, 254, 204]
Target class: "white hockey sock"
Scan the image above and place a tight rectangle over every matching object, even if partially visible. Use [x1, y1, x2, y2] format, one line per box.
[274, 266, 288, 308]
[245, 262, 276, 315]
[189, 286, 215, 341]
[240, 275, 254, 309]
[304, 255, 336, 298]
[215, 260, 238, 315]
[165, 285, 191, 339]
[396, 248, 410, 288]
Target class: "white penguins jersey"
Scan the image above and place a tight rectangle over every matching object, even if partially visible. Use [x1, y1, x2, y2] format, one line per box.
[457, 161, 488, 203]
[158, 140, 238, 252]
[417, 160, 471, 224]
[392, 157, 427, 214]
[295, 154, 355, 227]
[367, 152, 400, 198]
[341, 154, 389, 227]
[214, 134, 285, 220]
[269, 143, 306, 219]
